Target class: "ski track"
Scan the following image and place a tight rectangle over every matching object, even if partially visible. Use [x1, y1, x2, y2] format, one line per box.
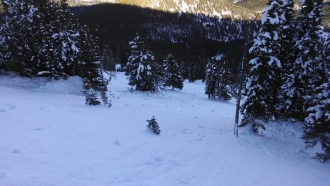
[0, 72, 329, 186]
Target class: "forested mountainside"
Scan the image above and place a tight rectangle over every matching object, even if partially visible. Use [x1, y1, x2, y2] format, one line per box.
[68, 0, 259, 19]
[225, 0, 299, 11]
[230, 0, 330, 29]
[72, 3, 259, 81]
[66, 0, 330, 28]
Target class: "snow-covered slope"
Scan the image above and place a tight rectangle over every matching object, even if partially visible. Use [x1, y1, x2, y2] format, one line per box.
[118, 0, 257, 19]
[1, 72, 329, 186]
[67, 0, 258, 20]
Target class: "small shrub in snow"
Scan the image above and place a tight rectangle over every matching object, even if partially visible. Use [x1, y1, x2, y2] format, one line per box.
[83, 82, 101, 106]
[84, 88, 101, 106]
[147, 116, 161, 135]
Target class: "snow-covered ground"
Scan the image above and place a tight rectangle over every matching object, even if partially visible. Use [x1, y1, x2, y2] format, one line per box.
[1, 72, 329, 186]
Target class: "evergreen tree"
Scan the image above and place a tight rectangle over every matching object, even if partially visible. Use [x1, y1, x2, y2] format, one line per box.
[0, 17, 9, 73]
[205, 55, 233, 100]
[216, 56, 233, 100]
[125, 34, 164, 92]
[100, 45, 119, 71]
[83, 81, 101, 106]
[0, 0, 110, 106]
[278, 0, 295, 65]
[147, 116, 161, 135]
[240, 0, 282, 133]
[275, 0, 295, 119]
[301, 0, 329, 162]
[0, 0, 77, 78]
[205, 58, 217, 99]
[0, 0, 42, 76]
[303, 81, 330, 162]
[163, 53, 184, 90]
[43, 0, 80, 79]
[282, 0, 325, 121]
[77, 25, 109, 104]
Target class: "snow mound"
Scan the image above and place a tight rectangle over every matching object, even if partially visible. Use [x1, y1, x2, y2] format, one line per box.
[0, 73, 50, 89]
[262, 121, 303, 140]
[0, 73, 83, 95]
[37, 76, 83, 95]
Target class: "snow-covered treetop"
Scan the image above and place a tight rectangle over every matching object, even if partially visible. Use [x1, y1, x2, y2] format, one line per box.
[262, 1, 280, 25]
[213, 53, 224, 60]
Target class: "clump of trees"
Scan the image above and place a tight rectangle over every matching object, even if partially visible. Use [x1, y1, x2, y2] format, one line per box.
[205, 55, 234, 100]
[0, 0, 111, 105]
[240, 0, 330, 161]
[125, 34, 184, 92]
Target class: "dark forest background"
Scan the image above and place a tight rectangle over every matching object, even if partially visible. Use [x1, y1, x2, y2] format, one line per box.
[71, 3, 259, 81]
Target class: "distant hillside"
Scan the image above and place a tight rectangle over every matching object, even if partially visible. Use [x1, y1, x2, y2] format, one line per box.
[72, 3, 259, 80]
[67, 0, 259, 20]
[225, 0, 330, 29]
[69, 0, 330, 81]
[66, 0, 330, 29]
[117, 0, 259, 20]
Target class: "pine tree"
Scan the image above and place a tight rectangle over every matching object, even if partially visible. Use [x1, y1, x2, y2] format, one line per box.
[0, 0, 77, 79]
[83, 80, 101, 106]
[163, 53, 184, 90]
[147, 116, 161, 135]
[303, 81, 330, 162]
[77, 25, 109, 104]
[301, 0, 329, 162]
[125, 34, 164, 92]
[303, 34, 329, 161]
[275, 0, 295, 119]
[282, 0, 325, 121]
[278, 0, 295, 65]
[100, 45, 119, 71]
[216, 56, 233, 100]
[0, 16, 9, 73]
[0, 0, 110, 106]
[240, 0, 282, 133]
[43, 0, 80, 79]
[205, 58, 217, 99]
[0, 0, 42, 77]
[205, 55, 233, 100]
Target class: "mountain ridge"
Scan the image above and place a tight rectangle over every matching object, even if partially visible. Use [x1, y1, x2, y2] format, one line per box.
[118, 0, 259, 19]
[66, 0, 330, 28]
[67, 0, 260, 20]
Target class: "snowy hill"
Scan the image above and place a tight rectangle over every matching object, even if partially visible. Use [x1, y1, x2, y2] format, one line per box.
[1, 72, 329, 185]
[67, 0, 258, 20]
[118, 0, 257, 19]
[66, 0, 330, 30]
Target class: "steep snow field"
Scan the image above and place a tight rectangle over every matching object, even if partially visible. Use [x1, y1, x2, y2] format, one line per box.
[1, 72, 329, 186]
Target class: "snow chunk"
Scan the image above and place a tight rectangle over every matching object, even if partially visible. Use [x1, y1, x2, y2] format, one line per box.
[36, 76, 83, 95]
[262, 1, 280, 25]
[37, 71, 51, 76]
[214, 54, 224, 60]
[268, 56, 282, 68]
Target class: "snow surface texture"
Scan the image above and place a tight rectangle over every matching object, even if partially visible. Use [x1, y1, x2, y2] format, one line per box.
[0, 72, 329, 186]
